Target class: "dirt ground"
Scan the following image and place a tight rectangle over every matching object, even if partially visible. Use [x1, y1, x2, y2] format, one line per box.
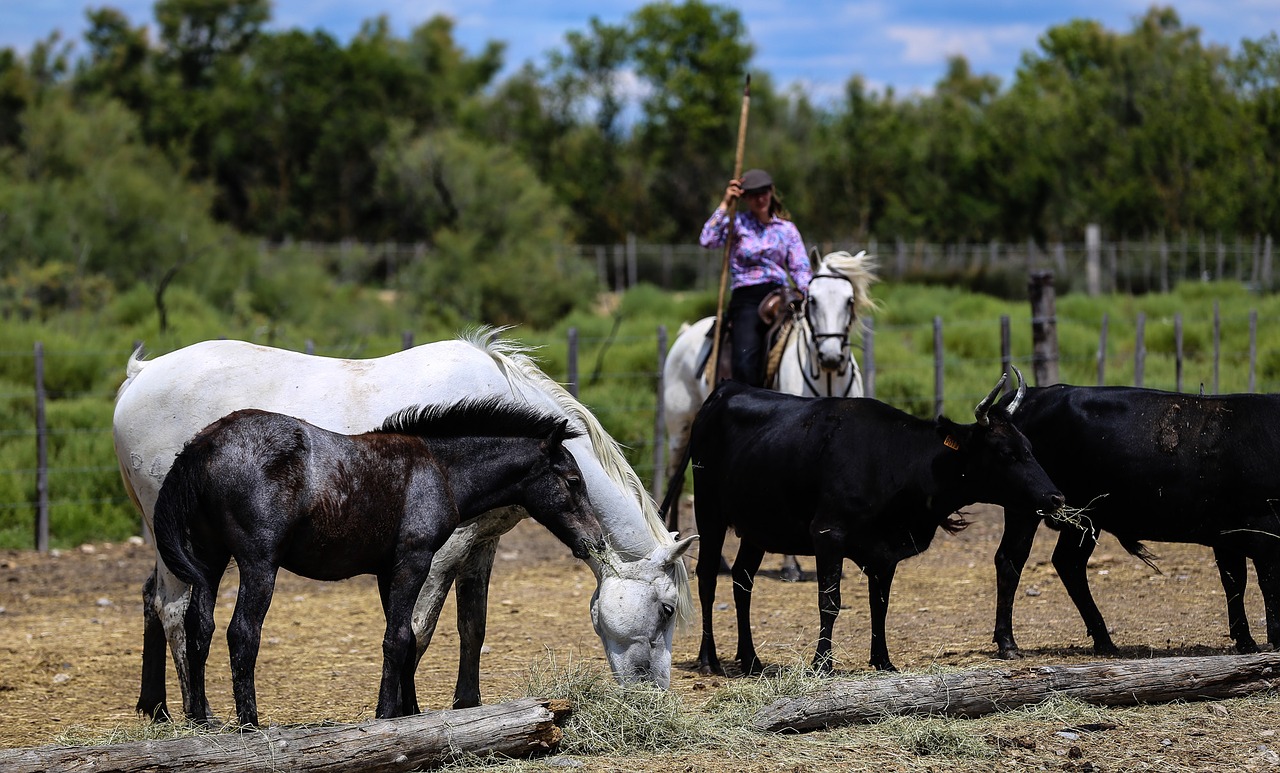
[1, 502, 1278, 771]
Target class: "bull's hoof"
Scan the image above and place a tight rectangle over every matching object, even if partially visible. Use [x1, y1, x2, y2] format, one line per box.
[136, 700, 172, 723]
[740, 656, 765, 676]
[1234, 638, 1260, 655]
[995, 647, 1024, 660]
[1093, 642, 1120, 657]
[697, 662, 724, 677]
[870, 660, 898, 673]
[779, 557, 802, 583]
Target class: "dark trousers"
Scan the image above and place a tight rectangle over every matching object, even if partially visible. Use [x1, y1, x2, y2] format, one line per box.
[727, 283, 778, 388]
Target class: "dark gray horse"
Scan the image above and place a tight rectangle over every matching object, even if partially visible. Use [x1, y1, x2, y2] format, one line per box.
[154, 397, 602, 727]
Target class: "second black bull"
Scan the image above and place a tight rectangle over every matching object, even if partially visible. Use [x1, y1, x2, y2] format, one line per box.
[995, 384, 1280, 658]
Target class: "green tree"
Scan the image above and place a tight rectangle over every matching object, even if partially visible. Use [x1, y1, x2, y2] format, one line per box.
[76, 8, 154, 114]
[626, 0, 753, 241]
[1231, 33, 1280, 235]
[153, 0, 268, 90]
[0, 95, 247, 307]
[374, 127, 594, 326]
[0, 48, 35, 150]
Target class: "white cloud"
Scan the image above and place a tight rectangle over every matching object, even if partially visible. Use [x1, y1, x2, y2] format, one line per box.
[886, 23, 1041, 69]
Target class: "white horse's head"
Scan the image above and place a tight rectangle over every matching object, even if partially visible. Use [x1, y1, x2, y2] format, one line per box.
[591, 536, 697, 687]
[478, 331, 696, 688]
[805, 250, 880, 373]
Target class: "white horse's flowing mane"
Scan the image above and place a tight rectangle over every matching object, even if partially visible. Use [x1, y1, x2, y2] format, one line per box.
[817, 250, 881, 317]
[462, 327, 694, 626]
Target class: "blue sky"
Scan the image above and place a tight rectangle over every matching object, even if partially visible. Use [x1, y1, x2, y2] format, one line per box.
[2, 1, 1275, 98]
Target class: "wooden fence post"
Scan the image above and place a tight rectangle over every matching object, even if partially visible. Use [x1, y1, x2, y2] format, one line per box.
[1097, 313, 1109, 386]
[1264, 235, 1274, 291]
[653, 326, 667, 502]
[1159, 239, 1170, 293]
[613, 245, 625, 293]
[862, 317, 875, 400]
[627, 233, 638, 289]
[1214, 301, 1221, 394]
[1134, 312, 1146, 388]
[1000, 315, 1011, 393]
[401, 331, 414, 350]
[933, 316, 944, 417]
[566, 327, 579, 398]
[1174, 313, 1183, 393]
[1086, 224, 1101, 296]
[1249, 310, 1258, 393]
[1028, 271, 1059, 386]
[34, 342, 49, 553]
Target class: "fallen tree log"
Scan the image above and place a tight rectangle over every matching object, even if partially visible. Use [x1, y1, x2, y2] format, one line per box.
[754, 652, 1280, 733]
[0, 697, 570, 773]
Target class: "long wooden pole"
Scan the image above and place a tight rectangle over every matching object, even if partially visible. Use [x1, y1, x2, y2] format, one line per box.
[705, 75, 751, 384]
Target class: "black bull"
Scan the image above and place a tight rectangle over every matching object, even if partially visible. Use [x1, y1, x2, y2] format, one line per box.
[685, 374, 1064, 674]
[994, 384, 1280, 658]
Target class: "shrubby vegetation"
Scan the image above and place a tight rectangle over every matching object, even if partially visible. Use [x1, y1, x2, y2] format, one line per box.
[4, 276, 1280, 549]
[2, 2, 1279, 547]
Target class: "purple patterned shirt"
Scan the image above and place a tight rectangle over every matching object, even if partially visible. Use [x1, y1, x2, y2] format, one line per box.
[699, 208, 811, 292]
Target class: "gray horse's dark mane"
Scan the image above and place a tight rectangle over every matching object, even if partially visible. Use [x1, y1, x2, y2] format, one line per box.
[376, 396, 582, 440]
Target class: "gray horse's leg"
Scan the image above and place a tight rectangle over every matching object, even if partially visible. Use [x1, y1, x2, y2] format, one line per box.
[409, 518, 489, 712]
[137, 568, 171, 720]
[152, 561, 206, 721]
[452, 538, 499, 709]
[410, 552, 462, 715]
[410, 510, 525, 712]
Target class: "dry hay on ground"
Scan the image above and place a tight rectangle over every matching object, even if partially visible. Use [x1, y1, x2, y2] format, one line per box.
[2, 504, 1278, 771]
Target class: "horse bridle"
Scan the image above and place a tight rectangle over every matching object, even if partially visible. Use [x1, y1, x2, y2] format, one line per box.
[798, 271, 858, 395]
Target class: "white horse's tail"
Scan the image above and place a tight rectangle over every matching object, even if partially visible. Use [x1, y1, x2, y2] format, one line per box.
[116, 344, 149, 402]
[114, 344, 151, 522]
[460, 326, 694, 628]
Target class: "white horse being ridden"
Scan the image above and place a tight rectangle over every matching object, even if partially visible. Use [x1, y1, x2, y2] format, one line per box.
[662, 250, 878, 577]
[114, 329, 695, 722]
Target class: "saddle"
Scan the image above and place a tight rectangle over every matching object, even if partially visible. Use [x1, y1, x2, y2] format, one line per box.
[759, 287, 803, 387]
[695, 287, 804, 386]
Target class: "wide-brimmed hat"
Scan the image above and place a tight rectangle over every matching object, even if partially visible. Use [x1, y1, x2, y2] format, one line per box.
[740, 168, 773, 193]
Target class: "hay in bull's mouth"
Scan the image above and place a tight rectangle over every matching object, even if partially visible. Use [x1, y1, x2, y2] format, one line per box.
[1039, 494, 1108, 538]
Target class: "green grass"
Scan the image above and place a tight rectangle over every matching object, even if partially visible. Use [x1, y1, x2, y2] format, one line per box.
[4, 278, 1280, 548]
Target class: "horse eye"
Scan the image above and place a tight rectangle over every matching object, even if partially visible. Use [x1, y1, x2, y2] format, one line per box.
[661, 603, 675, 618]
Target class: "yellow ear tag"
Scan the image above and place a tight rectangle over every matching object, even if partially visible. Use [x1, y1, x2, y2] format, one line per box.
[943, 435, 960, 451]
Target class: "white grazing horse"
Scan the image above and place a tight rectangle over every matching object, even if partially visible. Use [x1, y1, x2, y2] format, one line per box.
[661, 251, 878, 577]
[114, 329, 695, 721]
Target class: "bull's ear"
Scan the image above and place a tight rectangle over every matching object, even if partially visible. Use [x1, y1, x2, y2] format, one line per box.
[936, 417, 969, 451]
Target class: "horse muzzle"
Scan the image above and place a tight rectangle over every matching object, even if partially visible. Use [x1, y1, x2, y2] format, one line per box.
[605, 642, 671, 689]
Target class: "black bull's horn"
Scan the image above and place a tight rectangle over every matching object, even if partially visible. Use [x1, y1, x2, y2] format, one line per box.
[974, 365, 1027, 425]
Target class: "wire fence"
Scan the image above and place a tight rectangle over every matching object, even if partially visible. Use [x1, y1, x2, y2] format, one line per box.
[267, 231, 1276, 296]
[4, 292, 1279, 550]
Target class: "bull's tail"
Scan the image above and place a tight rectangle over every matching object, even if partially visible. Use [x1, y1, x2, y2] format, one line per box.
[152, 447, 213, 592]
[1117, 536, 1162, 574]
[941, 511, 972, 535]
